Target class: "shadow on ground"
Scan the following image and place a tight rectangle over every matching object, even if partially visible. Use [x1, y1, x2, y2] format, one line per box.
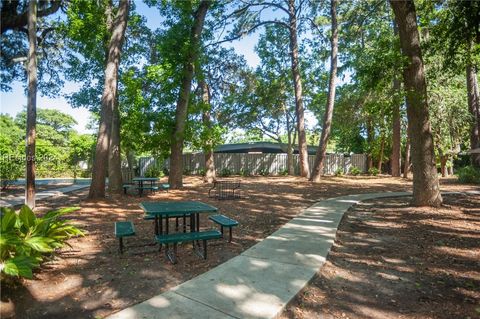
[1, 176, 477, 318]
[281, 193, 480, 319]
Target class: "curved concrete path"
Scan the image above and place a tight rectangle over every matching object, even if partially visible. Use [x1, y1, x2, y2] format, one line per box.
[107, 192, 412, 319]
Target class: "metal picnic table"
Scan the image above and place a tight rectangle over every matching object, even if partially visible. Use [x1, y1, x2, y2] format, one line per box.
[140, 201, 218, 235]
[132, 177, 159, 196]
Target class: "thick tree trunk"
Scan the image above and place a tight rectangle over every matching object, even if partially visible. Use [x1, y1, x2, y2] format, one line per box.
[390, 0, 442, 206]
[403, 135, 410, 178]
[288, 0, 309, 178]
[311, 0, 338, 182]
[89, 0, 129, 198]
[25, 0, 37, 208]
[108, 95, 123, 194]
[466, 64, 480, 166]
[199, 80, 216, 183]
[391, 79, 402, 176]
[168, 1, 209, 189]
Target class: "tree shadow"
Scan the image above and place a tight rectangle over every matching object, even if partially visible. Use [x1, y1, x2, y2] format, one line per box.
[2, 176, 476, 318]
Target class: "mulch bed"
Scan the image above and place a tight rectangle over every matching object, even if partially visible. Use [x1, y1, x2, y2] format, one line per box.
[1, 176, 477, 319]
[280, 193, 480, 319]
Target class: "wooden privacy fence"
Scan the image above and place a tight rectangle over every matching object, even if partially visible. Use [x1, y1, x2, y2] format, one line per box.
[139, 153, 367, 176]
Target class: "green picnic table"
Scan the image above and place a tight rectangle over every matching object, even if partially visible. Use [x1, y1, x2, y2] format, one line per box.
[140, 201, 220, 263]
[132, 177, 159, 196]
[140, 201, 218, 235]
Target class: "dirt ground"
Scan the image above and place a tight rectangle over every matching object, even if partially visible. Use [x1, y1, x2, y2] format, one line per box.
[280, 193, 480, 319]
[0, 175, 478, 319]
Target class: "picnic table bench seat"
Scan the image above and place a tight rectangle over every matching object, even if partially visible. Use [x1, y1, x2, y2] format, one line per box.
[159, 183, 170, 191]
[209, 214, 239, 242]
[114, 221, 135, 254]
[156, 230, 222, 264]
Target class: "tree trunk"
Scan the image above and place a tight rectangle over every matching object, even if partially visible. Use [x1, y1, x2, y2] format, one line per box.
[403, 135, 410, 178]
[108, 95, 123, 194]
[89, 0, 129, 199]
[311, 0, 338, 182]
[391, 20, 402, 177]
[378, 133, 385, 173]
[168, 1, 209, 189]
[366, 117, 374, 170]
[200, 80, 216, 183]
[390, 0, 442, 206]
[283, 100, 294, 175]
[25, 0, 37, 208]
[466, 64, 480, 166]
[287, 125, 294, 176]
[391, 80, 402, 177]
[440, 155, 448, 177]
[288, 0, 309, 178]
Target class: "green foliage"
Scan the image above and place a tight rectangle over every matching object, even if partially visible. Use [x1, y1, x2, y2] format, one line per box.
[240, 169, 251, 177]
[68, 132, 95, 169]
[0, 115, 23, 188]
[144, 166, 164, 178]
[0, 205, 83, 280]
[219, 168, 232, 177]
[258, 168, 270, 176]
[349, 166, 361, 176]
[278, 169, 289, 176]
[457, 166, 480, 184]
[368, 167, 380, 176]
[334, 168, 344, 176]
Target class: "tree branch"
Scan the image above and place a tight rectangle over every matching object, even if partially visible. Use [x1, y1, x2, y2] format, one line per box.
[206, 20, 289, 47]
[1, 1, 62, 34]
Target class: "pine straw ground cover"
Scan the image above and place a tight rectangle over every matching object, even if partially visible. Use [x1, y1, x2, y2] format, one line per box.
[0, 176, 477, 319]
[280, 193, 480, 319]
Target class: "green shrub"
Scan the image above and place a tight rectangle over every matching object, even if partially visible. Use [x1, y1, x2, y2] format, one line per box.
[197, 169, 206, 176]
[368, 167, 380, 176]
[220, 168, 232, 177]
[183, 168, 192, 176]
[258, 168, 270, 176]
[278, 169, 289, 176]
[240, 169, 251, 177]
[457, 166, 480, 184]
[0, 205, 83, 280]
[349, 166, 361, 176]
[144, 166, 164, 178]
[334, 168, 344, 176]
[0, 156, 23, 190]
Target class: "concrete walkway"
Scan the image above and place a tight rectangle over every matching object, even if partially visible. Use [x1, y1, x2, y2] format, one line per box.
[107, 191, 412, 319]
[0, 184, 90, 208]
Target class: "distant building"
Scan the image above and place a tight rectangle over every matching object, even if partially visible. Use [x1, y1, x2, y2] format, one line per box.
[214, 142, 318, 155]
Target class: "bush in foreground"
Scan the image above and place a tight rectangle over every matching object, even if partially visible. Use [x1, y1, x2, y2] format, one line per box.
[0, 205, 83, 280]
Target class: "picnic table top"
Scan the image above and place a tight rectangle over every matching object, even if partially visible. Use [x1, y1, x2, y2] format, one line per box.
[140, 201, 218, 216]
[132, 177, 159, 182]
